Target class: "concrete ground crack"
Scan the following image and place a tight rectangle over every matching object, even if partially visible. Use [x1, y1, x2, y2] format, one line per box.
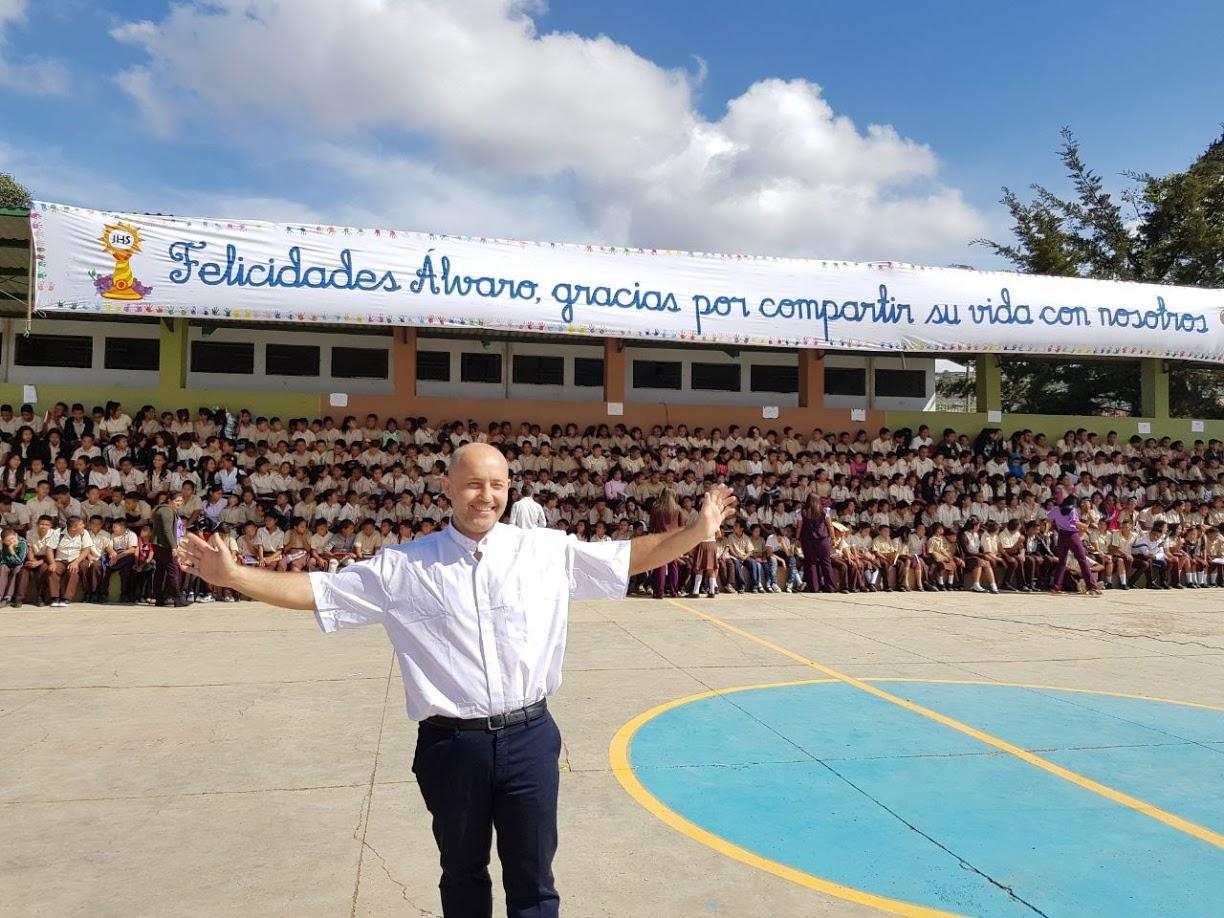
[1, 675, 386, 691]
[844, 596, 1224, 653]
[926, 606, 1224, 653]
[362, 840, 442, 917]
[815, 756, 1054, 916]
[0, 727, 49, 762]
[349, 653, 397, 918]
[1, 779, 417, 807]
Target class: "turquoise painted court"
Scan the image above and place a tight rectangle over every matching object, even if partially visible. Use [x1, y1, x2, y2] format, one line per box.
[623, 679, 1224, 917]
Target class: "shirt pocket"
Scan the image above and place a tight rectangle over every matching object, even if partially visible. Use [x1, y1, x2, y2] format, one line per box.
[392, 576, 454, 663]
[403, 573, 449, 625]
[492, 577, 531, 641]
[492, 603, 529, 643]
[492, 571, 545, 643]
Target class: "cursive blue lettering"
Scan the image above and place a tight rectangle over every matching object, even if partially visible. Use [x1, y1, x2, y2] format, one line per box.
[167, 240, 207, 284]
[756, 285, 912, 342]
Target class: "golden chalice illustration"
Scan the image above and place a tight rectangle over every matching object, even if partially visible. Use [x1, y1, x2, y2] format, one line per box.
[99, 222, 145, 300]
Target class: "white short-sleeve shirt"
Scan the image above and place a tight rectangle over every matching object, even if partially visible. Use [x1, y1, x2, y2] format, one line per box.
[310, 522, 630, 721]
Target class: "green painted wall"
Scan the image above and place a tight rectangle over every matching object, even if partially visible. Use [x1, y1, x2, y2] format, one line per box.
[1, 320, 320, 419]
[885, 410, 1223, 443]
[8, 319, 1217, 439]
[0, 383, 318, 420]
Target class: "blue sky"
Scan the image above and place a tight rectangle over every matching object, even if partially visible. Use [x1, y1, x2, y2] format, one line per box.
[1, 0, 1221, 268]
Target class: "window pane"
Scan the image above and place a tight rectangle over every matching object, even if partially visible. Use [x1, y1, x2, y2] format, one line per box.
[573, 357, 604, 387]
[16, 334, 92, 368]
[874, 368, 927, 398]
[266, 343, 321, 377]
[416, 350, 450, 382]
[460, 352, 502, 383]
[512, 354, 564, 386]
[332, 346, 389, 379]
[750, 364, 798, 393]
[103, 337, 159, 371]
[824, 367, 866, 396]
[632, 359, 681, 390]
[191, 340, 254, 374]
[690, 362, 741, 391]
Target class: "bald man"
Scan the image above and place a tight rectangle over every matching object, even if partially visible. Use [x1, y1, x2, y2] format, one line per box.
[182, 442, 736, 918]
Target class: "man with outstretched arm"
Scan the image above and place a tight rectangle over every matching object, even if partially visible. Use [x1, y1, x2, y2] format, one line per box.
[180, 442, 735, 918]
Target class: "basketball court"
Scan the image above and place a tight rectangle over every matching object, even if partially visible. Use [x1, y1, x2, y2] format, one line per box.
[3, 589, 1222, 917]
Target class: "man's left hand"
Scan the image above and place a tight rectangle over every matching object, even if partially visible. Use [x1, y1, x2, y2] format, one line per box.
[694, 485, 737, 540]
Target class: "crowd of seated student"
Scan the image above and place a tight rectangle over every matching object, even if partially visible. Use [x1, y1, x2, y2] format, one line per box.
[2, 397, 1224, 607]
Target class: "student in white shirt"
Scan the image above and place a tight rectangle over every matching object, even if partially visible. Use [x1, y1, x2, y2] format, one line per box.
[25, 515, 58, 605]
[46, 515, 95, 607]
[254, 516, 286, 569]
[0, 498, 29, 538]
[98, 403, 133, 441]
[104, 518, 141, 602]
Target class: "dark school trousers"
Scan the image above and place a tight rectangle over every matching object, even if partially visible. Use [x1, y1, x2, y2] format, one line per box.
[802, 537, 835, 593]
[152, 545, 186, 606]
[413, 710, 562, 918]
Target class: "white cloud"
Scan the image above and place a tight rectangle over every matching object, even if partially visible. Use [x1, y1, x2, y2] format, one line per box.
[114, 67, 177, 139]
[0, 0, 68, 95]
[308, 144, 593, 242]
[108, 0, 986, 261]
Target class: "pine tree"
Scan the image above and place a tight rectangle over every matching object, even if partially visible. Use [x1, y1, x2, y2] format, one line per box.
[976, 130, 1224, 418]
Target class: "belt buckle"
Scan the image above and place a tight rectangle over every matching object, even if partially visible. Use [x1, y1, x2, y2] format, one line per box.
[486, 713, 507, 731]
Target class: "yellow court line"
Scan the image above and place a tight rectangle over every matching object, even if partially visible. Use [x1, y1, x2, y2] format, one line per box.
[608, 685, 966, 918]
[664, 598, 1224, 850]
[866, 677, 1224, 713]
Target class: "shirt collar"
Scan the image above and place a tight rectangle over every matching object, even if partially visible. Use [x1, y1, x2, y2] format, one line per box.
[444, 521, 500, 553]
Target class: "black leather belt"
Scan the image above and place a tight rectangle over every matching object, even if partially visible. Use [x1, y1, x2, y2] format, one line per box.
[422, 699, 548, 732]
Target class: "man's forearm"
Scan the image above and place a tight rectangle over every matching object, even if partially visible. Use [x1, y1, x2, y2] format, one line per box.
[629, 524, 706, 575]
[218, 565, 317, 610]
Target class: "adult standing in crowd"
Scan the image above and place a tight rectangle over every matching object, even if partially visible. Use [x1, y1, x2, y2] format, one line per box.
[508, 485, 547, 529]
[178, 442, 736, 918]
[1048, 495, 1102, 595]
[150, 493, 188, 607]
[800, 494, 835, 593]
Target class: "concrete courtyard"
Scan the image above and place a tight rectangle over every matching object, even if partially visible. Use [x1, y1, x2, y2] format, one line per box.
[2, 588, 1222, 917]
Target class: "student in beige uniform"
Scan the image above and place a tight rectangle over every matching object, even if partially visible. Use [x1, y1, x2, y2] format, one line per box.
[46, 516, 95, 607]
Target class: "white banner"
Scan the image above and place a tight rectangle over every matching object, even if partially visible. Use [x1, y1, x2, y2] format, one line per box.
[29, 201, 1224, 363]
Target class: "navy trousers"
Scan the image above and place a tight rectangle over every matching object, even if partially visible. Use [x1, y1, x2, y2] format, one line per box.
[412, 710, 562, 918]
